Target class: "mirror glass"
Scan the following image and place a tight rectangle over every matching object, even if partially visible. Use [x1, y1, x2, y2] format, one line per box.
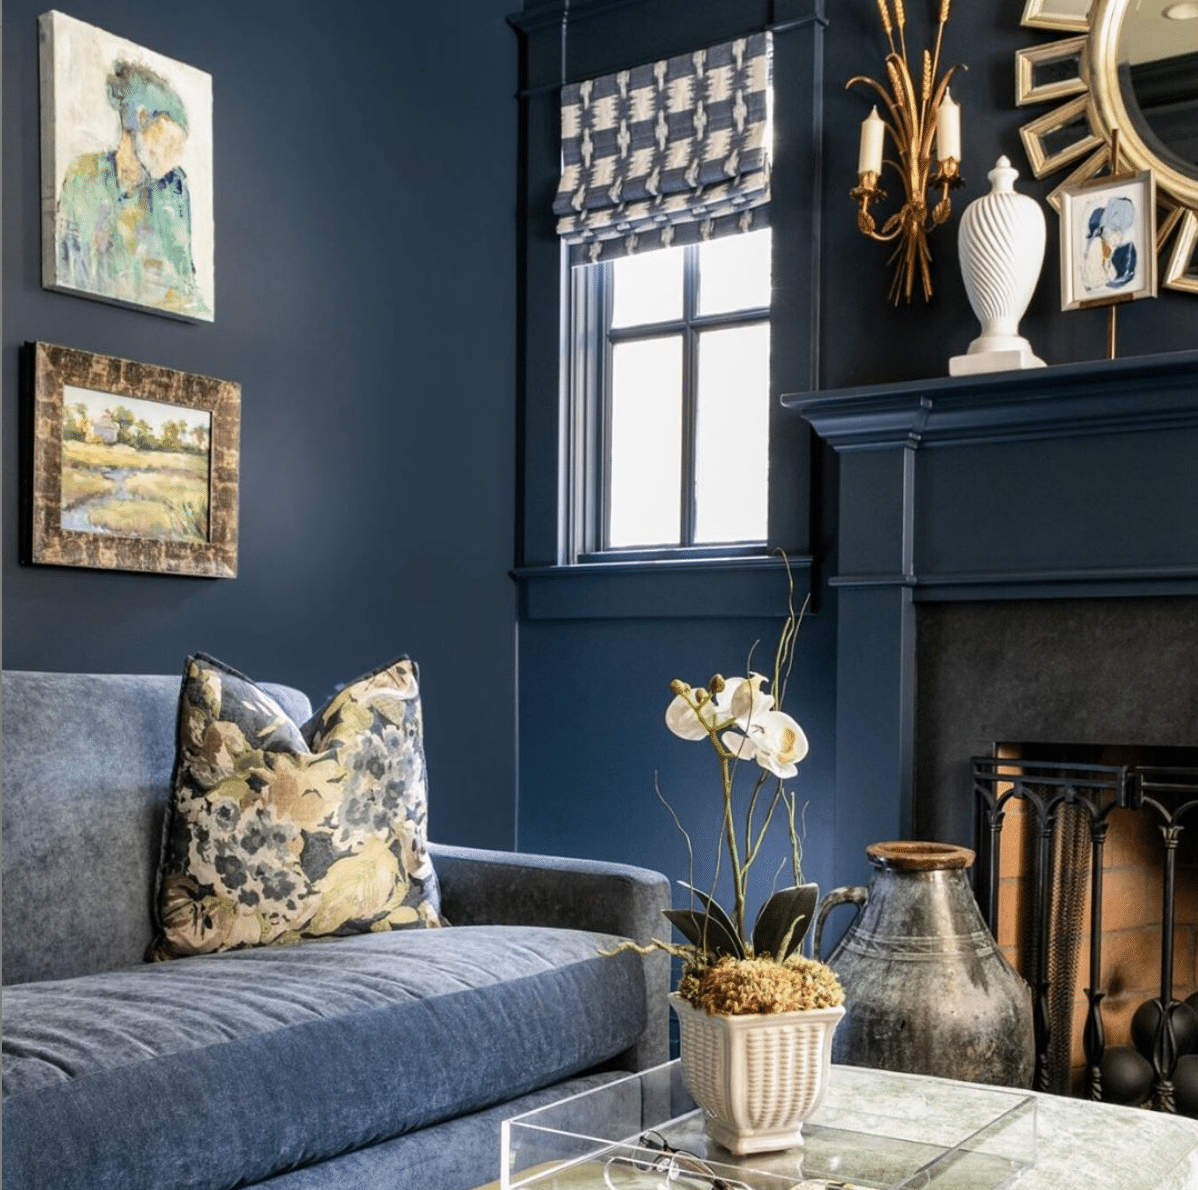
[1119, 2, 1198, 179]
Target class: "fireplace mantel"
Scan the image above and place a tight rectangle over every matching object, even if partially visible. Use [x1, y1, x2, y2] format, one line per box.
[785, 349, 1198, 602]
[785, 348, 1198, 452]
[782, 349, 1198, 884]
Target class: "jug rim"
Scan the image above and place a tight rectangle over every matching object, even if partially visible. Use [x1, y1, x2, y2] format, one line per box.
[866, 840, 975, 871]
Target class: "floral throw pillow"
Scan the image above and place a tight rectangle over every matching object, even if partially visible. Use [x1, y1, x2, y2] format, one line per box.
[150, 653, 443, 960]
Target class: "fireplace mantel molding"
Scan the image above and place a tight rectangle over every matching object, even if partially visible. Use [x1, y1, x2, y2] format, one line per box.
[786, 348, 1198, 453]
[782, 349, 1198, 884]
[785, 348, 1198, 602]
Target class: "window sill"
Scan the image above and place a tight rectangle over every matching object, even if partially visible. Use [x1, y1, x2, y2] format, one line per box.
[513, 554, 814, 620]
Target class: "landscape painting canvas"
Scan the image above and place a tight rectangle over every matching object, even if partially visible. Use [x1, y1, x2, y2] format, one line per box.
[60, 386, 212, 542]
[27, 343, 240, 578]
[38, 10, 215, 320]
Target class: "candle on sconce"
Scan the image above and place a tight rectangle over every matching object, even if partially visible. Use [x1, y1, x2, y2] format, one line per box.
[858, 106, 885, 176]
[937, 89, 961, 164]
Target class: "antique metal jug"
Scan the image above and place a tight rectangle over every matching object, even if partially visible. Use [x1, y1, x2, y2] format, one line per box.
[815, 841, 1034, 1088]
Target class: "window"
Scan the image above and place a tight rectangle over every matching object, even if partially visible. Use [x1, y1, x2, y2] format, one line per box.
[513, 7, 825, 586]
[569, 229, 773, 558]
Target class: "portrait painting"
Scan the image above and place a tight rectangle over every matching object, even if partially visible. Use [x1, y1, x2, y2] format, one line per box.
[1059, 169, 1157, 311]
[38, 10, 215, 320]
[25, 342, 239, 578]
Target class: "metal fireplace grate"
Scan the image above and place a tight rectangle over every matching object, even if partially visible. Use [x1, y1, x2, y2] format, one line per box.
[972, 757, 1198, 1112]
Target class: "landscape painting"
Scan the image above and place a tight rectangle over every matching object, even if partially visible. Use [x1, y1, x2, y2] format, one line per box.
[27, 342, 240, 578]
[60, 386, 211, 543]
[38, 11, 215, 320]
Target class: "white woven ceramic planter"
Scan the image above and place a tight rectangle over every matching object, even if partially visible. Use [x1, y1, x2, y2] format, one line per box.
[669, 992, 844, 1155]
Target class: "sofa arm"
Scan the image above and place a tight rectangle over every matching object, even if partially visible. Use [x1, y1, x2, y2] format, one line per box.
[428, 842, 672, 1070]
[429, 842, 669, 940]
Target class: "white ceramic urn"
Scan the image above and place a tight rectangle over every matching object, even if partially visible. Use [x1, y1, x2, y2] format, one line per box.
[949, 155, 1046, 376]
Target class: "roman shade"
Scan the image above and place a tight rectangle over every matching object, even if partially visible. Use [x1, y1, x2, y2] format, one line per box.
[554, 33, 772, 264]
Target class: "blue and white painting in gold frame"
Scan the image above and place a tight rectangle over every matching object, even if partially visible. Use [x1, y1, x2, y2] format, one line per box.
[1058, 168, 1158, 311]
[38, 10, 214, 321]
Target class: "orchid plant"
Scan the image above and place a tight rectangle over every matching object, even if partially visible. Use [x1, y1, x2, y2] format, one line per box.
[663, 663, 817, 964]
[658, 579, 843, 1015]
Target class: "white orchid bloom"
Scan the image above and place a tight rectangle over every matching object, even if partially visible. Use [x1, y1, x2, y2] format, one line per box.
[665, 676, 744, 741]
[723, 708, 809, 779]
[727, 672, 775, 729]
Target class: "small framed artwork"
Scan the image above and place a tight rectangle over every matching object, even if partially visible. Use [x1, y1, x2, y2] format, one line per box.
[38, 11, 214, 320]
[24, 342, 239, 577]
[1058, 169, 1158, 310]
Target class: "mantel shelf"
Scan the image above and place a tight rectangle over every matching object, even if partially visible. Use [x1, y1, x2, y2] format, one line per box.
[783, 348, 1198, 450]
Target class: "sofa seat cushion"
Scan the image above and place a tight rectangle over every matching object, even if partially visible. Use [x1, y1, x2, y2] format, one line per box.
[2, 925, 647, 1190]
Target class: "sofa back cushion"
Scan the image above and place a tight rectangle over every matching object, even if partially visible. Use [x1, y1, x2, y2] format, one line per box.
[1, 670, 312, 985]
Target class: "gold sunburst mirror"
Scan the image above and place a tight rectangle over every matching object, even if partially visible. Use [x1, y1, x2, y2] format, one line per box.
[1017, 0, 1198, 293]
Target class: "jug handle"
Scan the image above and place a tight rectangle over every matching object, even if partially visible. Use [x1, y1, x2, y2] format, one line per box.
[814, 885, 869, 962]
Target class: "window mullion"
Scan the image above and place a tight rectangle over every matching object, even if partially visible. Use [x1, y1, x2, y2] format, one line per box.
[568, 261, 612, 560]
[680, 246, 701, 548]
[597, 264, 616, 554]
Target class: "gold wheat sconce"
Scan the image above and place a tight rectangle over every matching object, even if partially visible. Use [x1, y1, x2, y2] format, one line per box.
[849, 0, 965, 304]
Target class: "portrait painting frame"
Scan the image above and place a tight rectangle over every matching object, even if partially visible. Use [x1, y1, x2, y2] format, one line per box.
[24, 342, 239, 578]
[38, 10, 215, 321]
[1059, 168, 1158, 311]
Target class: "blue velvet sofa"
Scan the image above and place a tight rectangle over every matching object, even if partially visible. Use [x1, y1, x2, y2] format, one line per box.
[1, 670, 670, 1190]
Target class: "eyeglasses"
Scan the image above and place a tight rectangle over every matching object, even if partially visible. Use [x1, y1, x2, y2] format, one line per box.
[600, 1130, 859, 1190]
[601, 1131, 755, 1190]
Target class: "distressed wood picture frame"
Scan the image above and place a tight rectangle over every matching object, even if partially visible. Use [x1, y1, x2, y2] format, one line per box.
[24, 342, 239, 577]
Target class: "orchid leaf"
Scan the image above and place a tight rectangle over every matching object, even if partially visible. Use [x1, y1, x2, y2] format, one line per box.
[666, 881, 746, 958]
[678, 881, 741, 942]
[664, 909, 745, 959]
[752, 884, 819, 961]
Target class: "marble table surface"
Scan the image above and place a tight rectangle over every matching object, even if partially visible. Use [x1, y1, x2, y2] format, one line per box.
[824, 1065, 1198, 1190]
[500, 1062, 1198, 1190]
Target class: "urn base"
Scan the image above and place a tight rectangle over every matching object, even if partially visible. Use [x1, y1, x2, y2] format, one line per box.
[949, 340, 1046, 376]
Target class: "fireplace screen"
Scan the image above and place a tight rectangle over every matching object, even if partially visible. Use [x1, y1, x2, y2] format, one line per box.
[972, 750, 1198, 1115]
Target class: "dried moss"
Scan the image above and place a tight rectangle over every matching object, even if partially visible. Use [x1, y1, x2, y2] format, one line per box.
[678, 954, 845, 1015]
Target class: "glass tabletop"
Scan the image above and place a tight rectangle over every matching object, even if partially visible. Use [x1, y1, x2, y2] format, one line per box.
[501, 1060, 1037, 1190]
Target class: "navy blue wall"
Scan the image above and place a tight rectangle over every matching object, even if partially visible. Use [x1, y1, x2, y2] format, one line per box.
[2, 0, 520, 848]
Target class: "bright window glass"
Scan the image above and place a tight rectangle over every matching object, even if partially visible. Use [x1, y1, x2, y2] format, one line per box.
[697, 228, 772, 316]
[694, 323, 770, 544]
[611, 243, 685, 328]
[607, 337, 683, 548]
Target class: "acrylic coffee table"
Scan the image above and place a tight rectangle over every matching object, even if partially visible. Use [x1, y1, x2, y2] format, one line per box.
[498, 1059, 1198, 1190]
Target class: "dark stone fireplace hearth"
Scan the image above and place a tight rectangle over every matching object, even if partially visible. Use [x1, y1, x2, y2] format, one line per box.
[915, 596, 1198, 848]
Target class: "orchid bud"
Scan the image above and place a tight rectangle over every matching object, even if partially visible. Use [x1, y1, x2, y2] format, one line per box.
[708, 675, 726, 694]
[670, 679, 691, 697]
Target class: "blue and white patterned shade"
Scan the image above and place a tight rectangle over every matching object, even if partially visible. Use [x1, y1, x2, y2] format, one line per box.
[554, 33, 772, 264]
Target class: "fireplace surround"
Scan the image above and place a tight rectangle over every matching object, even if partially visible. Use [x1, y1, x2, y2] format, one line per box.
[785, 349, 1198, 1093]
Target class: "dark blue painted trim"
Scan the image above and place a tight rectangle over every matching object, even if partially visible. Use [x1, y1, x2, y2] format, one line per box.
[784, 349, 1198, 450]
[833, 568, 1198, 601]
[515, 554, 815, 620]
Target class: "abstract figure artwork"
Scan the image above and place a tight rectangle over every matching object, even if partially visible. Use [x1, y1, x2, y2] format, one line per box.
[1058, 168, 1157, 311]
[38, 11, 214, 320]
